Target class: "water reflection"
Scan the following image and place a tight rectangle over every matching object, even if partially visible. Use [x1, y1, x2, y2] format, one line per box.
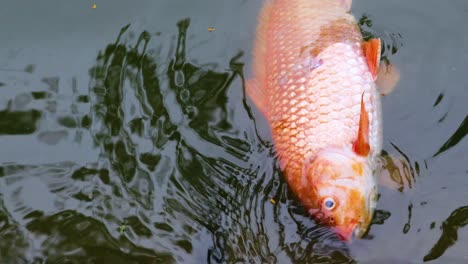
[0, 18, 343, 263]
[424, 206, 468, 262]
[0, 107, 41, 135]
[378, 143, 420, 193]
[433, 115, 468, 157]
[0, 10, 465, 264]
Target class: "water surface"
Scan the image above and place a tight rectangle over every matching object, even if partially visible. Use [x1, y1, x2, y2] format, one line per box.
[0, 0, 467, 263]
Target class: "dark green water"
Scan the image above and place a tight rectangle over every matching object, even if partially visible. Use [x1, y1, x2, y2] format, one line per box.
[0, 0, 467, 263]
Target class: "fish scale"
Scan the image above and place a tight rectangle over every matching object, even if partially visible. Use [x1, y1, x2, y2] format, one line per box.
[270, 46, 380, 167]
[247, 0, 385, 240]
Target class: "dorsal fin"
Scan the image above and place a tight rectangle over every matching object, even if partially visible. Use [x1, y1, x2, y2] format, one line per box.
[353, 93, 370, 157]
[362, 38, 381, 80]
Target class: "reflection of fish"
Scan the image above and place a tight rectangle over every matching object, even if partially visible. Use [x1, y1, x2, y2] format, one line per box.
[246, 0, 397, 240]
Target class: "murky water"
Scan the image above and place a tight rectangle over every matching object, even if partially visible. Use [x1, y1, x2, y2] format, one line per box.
[0, 0, 467, 263]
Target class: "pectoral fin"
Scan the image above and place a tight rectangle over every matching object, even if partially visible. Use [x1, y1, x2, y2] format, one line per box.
[353, 93, 370, 157]
[362, 38, 381, 81]
[376, 61, 400, 96]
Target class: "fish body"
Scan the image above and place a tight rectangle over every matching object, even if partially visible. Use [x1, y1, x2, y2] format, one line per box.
[247, 0, 384, 240]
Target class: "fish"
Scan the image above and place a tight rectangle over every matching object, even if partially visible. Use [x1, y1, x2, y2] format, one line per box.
[246, 0, 398, 241]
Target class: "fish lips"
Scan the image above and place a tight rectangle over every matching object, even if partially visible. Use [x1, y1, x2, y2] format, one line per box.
[333, 222, 360, 241]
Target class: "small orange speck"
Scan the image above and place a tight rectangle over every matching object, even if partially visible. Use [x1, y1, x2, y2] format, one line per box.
[92, 4, 96, 9]
[270, 198, 276, 204]
[208, 27, 215, 32]
[352, 162, 363, 176]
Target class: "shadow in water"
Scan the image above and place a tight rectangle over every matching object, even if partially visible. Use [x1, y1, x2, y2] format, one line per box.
[423, 206, 468, 262]
[433, 115, 468, 157]
[0, 105, 41, 135]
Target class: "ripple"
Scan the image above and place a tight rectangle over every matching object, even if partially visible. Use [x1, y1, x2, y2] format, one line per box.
[0, 13, 408, 264]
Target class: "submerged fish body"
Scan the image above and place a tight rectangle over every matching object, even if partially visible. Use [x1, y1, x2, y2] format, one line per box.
[247, 0, 384, 240]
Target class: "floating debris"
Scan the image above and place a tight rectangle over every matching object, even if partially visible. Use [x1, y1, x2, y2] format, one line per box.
[118, 223, 128, 234]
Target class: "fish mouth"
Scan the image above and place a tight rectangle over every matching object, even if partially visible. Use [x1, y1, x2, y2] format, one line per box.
[333, 223, 359, 241]
[335, 222, 367, 241]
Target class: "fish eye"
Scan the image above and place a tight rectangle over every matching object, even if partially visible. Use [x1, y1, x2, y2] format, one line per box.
[323, 197, 336, 210]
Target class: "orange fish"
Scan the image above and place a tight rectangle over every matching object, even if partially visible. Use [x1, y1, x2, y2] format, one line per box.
[246, 0, 397, 240]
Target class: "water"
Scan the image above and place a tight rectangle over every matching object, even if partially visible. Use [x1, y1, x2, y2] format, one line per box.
[0, 0, 467, 263]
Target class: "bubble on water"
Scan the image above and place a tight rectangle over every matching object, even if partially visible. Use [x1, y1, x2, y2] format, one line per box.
[174, 70, 185, 86]
[179, 89, 190, 103]
[185, 105, 198, 119]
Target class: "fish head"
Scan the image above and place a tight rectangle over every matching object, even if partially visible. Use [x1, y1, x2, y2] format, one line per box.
[306, 147, 378, 241]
